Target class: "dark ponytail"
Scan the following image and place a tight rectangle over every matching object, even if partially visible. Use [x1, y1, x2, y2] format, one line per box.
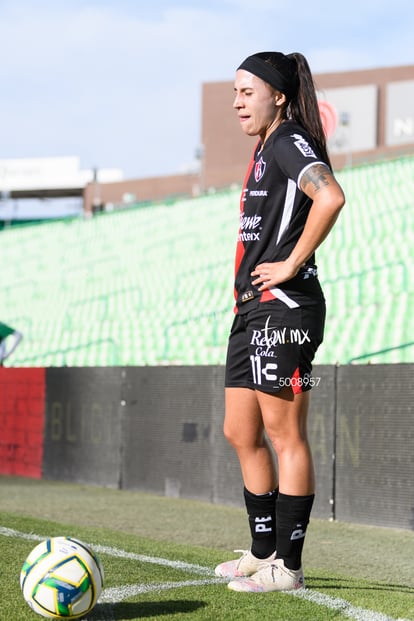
[286, 52, 332, 168]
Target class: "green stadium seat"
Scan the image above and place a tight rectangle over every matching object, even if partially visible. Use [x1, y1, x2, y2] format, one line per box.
[2, 156, 414, 366]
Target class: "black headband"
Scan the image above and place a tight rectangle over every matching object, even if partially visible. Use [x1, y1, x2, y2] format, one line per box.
[237, 53, 297, 99]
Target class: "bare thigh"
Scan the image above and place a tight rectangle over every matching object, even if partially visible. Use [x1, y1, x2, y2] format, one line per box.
[223, 387, 277, 494]
[255, 388, 314, 495]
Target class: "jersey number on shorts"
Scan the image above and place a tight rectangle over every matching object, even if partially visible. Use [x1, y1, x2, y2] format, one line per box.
[250, 355, 278, 385]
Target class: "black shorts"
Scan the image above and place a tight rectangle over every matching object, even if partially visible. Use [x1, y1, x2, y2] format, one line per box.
[225, 300, 325, 394]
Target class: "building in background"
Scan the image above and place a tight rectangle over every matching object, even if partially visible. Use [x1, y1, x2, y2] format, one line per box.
[0, 157, 122, 223]
[200, 63, 414, 190]
[86, 63, 414, 211]
[1, 64, 413, 220]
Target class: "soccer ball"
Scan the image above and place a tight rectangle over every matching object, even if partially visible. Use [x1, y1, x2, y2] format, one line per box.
[20, 536, 104, 619]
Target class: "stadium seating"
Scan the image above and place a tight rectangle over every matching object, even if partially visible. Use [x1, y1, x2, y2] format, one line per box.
[1, 156, 413, 367]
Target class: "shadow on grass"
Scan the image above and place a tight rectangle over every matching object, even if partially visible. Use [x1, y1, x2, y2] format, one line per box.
[91, 599, 207, 619]
[307, 576, 414, 594]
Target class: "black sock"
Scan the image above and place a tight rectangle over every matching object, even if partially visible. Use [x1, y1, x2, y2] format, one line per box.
[244, 487, 278, 559]
[275, 492, 314, 570]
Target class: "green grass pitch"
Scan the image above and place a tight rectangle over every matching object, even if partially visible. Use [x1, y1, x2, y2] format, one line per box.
[0, 476, 413, 621]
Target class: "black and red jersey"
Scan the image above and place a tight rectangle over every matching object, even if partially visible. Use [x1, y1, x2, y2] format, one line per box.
[234, 120, 328, 314]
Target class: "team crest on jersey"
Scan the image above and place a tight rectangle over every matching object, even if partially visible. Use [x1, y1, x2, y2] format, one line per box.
[254, 156, 266, 182]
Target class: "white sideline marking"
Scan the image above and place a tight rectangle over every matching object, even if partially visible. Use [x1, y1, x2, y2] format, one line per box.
[92, 542, 213, 576]
[292, 588, 411, 621]
[0, 526, 211, 576]
[100, 578, 224, 602]
[2, 526, 410, 621]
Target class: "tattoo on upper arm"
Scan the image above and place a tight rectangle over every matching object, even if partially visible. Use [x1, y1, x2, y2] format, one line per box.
[300, 163, 332, 194]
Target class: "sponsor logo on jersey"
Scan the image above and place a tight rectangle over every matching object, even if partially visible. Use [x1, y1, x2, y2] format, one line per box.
[241, 290, 254, 303]
[249, 189, 268, 197]
[291, 133, 316, 158]
[238, 211, 262, 242]
[302, 266, 318, 279]
[240, 213, 261, 230]
[254, 156, 266, 182]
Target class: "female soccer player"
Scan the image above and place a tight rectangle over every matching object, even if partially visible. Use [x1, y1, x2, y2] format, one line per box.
[215, 52, 345, 592]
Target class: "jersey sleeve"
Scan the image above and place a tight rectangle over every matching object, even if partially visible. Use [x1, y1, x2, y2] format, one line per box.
[272, 128, 326, 187]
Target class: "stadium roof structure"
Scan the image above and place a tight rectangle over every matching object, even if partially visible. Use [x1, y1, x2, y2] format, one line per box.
[0, 156, 123, 200]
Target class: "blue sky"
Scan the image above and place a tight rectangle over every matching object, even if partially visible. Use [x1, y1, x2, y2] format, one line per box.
[0, 0, 413, 179]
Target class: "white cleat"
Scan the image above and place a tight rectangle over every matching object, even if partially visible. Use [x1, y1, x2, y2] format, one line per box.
[227, 558, 305, 592]
[214, 549, 276, 580]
